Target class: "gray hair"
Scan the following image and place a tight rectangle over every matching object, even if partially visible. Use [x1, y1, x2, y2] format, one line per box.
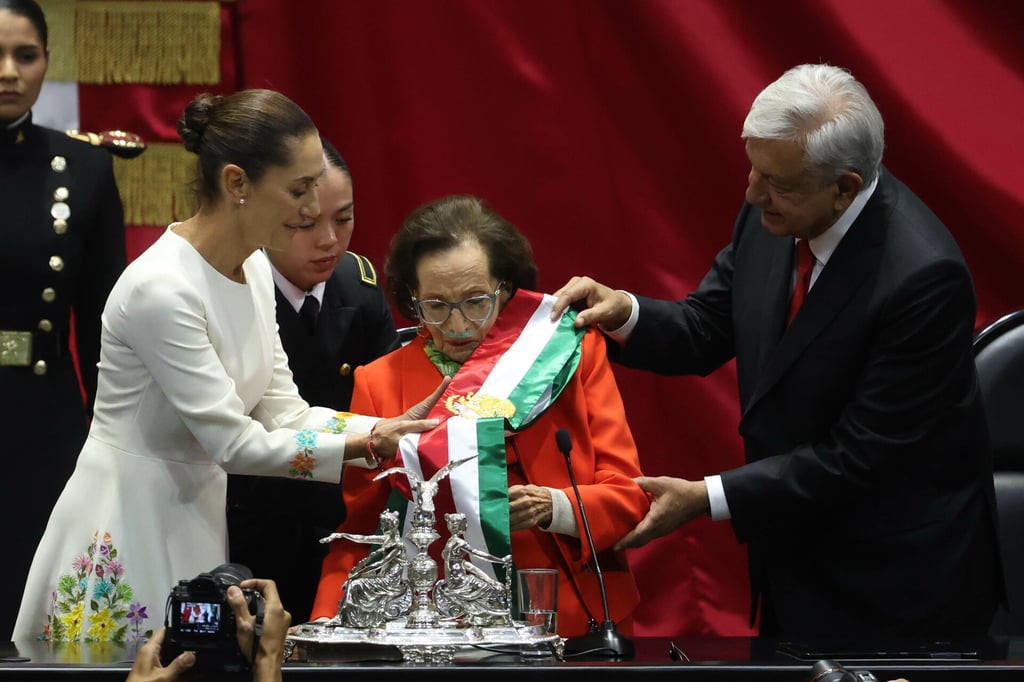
[741, 64, 884, 185]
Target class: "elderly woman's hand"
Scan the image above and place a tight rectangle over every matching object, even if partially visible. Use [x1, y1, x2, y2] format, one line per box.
[508, 484, 554, 531]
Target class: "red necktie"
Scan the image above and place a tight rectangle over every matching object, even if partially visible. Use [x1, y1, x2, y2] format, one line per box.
[787, 239, 814, 325]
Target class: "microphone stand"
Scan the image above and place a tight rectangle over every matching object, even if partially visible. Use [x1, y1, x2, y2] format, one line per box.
[555, 429, 634, 659]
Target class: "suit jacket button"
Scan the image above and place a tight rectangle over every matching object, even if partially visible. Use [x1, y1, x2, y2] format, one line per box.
[339, 363, 352, 377]
[33, 360, 47, 376]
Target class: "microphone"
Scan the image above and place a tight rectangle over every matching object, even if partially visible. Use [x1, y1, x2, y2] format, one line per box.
[555, 428, 634, 658]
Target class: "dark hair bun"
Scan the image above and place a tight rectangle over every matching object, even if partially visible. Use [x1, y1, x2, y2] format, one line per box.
[176, 92, 222, 154]
[177, 88, 316, 205]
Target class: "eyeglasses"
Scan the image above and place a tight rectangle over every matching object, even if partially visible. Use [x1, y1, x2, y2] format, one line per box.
[413, 281, 504, 325]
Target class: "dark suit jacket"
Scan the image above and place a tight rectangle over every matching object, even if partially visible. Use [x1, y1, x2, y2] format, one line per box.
[1, 118, 126, 637]
[613, 169, 1001, 639]
[226, 252, 399, 620]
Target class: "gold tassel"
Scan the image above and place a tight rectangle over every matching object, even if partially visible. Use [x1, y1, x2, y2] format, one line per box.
[112, 143, 198, 226]
[74, 2, 221, 85]
[37, 0, 77, 82]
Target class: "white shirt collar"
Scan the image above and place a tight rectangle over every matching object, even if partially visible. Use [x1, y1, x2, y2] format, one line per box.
[6, 111, 30, 130]
[267, 256, 325, 313]
[805, 173, 880, 268]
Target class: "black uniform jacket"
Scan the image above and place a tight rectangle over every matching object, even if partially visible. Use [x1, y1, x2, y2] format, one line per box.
[226, 252, 400, 619]
[1, 115, 126, 638]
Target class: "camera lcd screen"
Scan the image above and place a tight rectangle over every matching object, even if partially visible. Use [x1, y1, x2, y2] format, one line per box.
[177, 601, 222, 635]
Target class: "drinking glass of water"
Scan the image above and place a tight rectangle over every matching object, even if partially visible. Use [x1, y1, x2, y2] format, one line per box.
[517, 568, 558, 658]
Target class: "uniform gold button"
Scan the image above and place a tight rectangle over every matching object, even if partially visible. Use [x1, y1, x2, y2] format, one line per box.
[49, 255, 65, 272]
[38, 319, 53, 333]
[53, 218, 68, 234]
[339, 363, 352, 377]
[42, 287, 56, 303]
[33, 360, 47, 376]
[51, 202, 70, 220]
[54, 186, 69, 201]
[51, 155, 67, 172]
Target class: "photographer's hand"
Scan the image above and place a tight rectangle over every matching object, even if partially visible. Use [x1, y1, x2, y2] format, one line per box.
[228, 579, 290, 682]
[126, 627, 195, 682]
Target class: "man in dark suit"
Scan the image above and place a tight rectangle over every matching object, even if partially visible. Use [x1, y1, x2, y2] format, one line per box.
[226, 140, 400, 622]
[552, 64, 1001, 640]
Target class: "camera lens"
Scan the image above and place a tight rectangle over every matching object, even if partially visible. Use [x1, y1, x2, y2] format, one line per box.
[210, 562, 254, 586]
[810, 660, 859, 682]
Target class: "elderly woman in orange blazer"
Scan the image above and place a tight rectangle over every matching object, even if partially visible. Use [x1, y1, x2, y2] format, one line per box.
[312, 195, 649, 636]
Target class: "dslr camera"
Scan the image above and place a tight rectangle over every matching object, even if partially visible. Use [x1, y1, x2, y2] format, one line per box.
[810, 660, 880, 682]
[162, 563, 265, 674]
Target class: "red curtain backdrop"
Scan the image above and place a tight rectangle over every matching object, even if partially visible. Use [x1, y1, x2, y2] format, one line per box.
[76, 0, 1024, 637]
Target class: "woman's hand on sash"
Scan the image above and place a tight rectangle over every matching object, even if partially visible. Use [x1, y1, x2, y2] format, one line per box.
[366, 377, 450, 464]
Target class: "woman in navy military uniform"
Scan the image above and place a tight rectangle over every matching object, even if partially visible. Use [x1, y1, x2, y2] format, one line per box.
[226, 140, 400, 622]
[0, 0, 126, 639]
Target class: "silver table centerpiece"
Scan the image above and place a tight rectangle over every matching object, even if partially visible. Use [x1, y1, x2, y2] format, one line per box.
[287, 457, 563, 664]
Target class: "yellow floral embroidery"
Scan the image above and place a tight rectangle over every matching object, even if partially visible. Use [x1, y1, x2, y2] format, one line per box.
[60, 603, 84, 641]
[87, 608, 117, 642]
[48, 531, 146, 643]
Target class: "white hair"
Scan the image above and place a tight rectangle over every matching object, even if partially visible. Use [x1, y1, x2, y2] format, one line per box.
[742, 64, 884, 185]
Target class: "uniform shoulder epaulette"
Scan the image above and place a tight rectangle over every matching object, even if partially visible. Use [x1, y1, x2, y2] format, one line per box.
[347, 251, 379, 287]
[65, 129, 147, 159]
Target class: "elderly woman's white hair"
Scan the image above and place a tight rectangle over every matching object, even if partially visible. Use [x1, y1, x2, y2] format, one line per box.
[742, 64, 885, 186]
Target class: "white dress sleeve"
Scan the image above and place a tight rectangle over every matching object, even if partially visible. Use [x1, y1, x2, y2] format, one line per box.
[250, 319, 380, 469]
[115, 268, 372, 482]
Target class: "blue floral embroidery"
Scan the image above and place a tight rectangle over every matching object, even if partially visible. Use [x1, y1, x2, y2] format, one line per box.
[92, 581, 114, 600]
[323, 411, 351, 434]
[290, 430, 318, 478]
[288, 412, 356, 479]
[296, 429, 317, 449]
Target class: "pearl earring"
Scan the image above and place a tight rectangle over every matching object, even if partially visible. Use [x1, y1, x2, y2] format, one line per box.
[239, 198, 246, 206]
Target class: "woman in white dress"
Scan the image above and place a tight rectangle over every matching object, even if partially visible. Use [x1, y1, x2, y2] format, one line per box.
[13, 89, 442, 646]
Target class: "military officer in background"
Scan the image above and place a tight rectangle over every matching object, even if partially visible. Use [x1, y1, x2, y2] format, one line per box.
[226, 138, 400, 622]
[1, 0, 127, 640]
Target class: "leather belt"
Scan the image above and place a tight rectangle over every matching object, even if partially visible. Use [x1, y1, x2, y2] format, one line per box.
[0, 331, 33, 366]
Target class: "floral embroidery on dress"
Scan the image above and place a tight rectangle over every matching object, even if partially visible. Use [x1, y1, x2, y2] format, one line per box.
[290, 430, 318, 478]
[288, 413, 358, 478]
[45, 531, 151, 643]
[288, 412, 358, 478]
[288, 450, 316, 478]
[323, 411, 353, 434]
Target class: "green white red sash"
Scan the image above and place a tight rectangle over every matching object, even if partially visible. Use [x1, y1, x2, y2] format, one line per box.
[386, 289, 583, 579]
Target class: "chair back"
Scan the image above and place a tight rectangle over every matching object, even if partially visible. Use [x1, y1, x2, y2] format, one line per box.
[974, 310, 1024, 635]
[397, 326, 419, 347]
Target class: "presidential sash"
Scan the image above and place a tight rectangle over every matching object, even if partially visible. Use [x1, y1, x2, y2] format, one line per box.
[385, 289, 584, 580]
